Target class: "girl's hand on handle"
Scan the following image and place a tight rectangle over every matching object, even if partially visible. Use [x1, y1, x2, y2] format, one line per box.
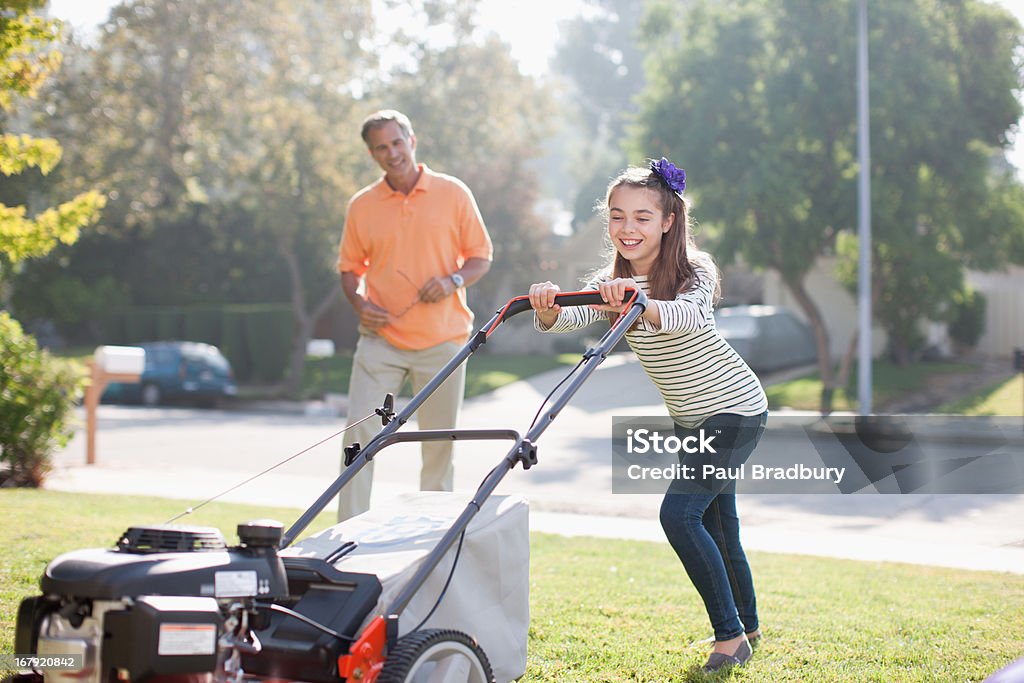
[592, 277, 638, 312]
[529, 281, 561, 327]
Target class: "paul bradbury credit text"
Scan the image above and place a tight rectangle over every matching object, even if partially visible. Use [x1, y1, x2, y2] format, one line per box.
[610, 415, 1024, 494]
[625, 463, 846, 484]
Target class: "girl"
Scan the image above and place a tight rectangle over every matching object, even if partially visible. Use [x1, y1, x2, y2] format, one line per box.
[529, 159, 768, 673]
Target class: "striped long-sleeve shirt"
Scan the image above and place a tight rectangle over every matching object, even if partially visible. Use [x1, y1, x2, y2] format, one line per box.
[536, 263, 768, 428]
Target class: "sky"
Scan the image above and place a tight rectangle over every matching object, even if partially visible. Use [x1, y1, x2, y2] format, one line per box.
[45, 0, 1024, 169]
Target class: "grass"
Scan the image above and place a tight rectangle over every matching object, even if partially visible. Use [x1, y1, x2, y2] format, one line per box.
[300, 352, 581, 400]
[938, 373, 1023, 416]
[3, 490, 1023, 681]
[527, 535, 1024, 682]
[764, 361, 975, 412]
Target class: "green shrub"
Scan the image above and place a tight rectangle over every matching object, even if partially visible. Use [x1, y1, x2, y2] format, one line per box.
[948, 288, 987, 351]
[0, 313, 85, 487]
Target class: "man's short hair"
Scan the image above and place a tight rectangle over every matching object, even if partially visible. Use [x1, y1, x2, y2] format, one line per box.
[361, 109, 415, 145]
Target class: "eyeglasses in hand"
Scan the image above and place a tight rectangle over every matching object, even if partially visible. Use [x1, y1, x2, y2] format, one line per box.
[393, 270, 425, 318]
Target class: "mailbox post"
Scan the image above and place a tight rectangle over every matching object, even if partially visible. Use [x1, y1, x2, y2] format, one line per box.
[85, 346, 145, 465]
[1016, 348, 1023, 430]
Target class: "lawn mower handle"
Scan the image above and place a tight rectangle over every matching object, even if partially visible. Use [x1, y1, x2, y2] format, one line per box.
[486, 287, 647, 337]
[280, 286, 647, 549]
[503, 288, 642, 318]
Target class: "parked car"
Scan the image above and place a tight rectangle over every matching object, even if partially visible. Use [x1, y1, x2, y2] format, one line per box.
[102, 341, 237, 407]
[714, 305, 818, 373]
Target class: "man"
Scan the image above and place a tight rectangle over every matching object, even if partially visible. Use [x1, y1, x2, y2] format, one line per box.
[336, 109, 493, 520]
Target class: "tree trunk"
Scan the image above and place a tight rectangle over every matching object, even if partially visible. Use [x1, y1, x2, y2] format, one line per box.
[835, 273, 883, 411]
[278, 240, 340, 399]
[781, 274, 836, 414]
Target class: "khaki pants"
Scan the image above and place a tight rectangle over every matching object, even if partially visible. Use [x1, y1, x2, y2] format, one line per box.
[337, 334, 466, 521]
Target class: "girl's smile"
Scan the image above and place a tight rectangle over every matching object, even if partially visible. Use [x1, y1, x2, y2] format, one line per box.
[607, 186, 674, 275]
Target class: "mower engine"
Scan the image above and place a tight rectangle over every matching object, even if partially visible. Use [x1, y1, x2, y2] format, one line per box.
[14, 521, 290, 683]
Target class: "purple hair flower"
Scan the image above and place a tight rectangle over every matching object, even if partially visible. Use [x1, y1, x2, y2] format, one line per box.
[650, 157, 686, 195]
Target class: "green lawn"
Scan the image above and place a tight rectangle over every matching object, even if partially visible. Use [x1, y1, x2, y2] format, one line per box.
[938, 373, 1023, 416]
[764, 361, 975, 412]
[300, 352, 581, 400]
[2, 490, 1022, 681]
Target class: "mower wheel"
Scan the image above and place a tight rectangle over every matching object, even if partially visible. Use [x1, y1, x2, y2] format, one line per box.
[376, 628, 495, 683]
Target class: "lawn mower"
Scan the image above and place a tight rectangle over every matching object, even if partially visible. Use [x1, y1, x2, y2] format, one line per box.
[10, 287, 647, 683]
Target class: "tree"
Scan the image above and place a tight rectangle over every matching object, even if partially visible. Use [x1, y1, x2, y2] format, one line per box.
[551, 0, 649, 230]
[15, 0, 554, 393]
[15, 0, 375, 396]
[0, 0, 104, 290]
[12, 1, 263, 326]
[834, 1, 1024, 363]
[376, 0, 555, 314]
[632, 0, 1024, 411]
[212, 1, 374, 395]
[0, 0, 97, 486]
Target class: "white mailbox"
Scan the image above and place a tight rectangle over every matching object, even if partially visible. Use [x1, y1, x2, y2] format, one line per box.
[306, 339, 336, 358]
[93, 345, 146, 375]
[85, 345, 146, 466]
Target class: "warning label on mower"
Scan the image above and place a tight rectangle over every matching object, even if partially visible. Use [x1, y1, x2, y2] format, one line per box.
[214, 570, 258, 597]
[158, 623, 216, 656]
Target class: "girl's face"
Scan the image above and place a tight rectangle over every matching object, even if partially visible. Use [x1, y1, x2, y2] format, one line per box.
[607, 186, 674, 275]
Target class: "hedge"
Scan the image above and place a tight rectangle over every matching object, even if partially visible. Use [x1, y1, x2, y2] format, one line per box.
[100, 303, 295, 383]
[123, 308, 160, 343]
[156, 308, 185, 341]
[236, 304, 293, 382]
[183, 306, 223, 346]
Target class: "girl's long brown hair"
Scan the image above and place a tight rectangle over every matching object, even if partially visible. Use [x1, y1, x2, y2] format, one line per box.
[602, 165, 720, 302]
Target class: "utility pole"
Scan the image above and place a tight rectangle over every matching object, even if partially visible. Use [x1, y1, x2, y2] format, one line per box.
[857, 0, 873, 415]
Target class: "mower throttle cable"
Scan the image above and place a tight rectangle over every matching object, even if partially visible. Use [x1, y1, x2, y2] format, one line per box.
[267, 604, 355, 642]
[527, 356, 587, 432]
[163, 408, 384, 524]
[408, 529, 467, 635]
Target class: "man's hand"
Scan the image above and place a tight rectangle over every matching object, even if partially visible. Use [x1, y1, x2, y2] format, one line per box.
[358, 298, 391, 330]
[419, 275, 456, 303]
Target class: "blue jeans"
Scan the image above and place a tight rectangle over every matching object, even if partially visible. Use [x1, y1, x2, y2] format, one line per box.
[659, 411, 767, 641]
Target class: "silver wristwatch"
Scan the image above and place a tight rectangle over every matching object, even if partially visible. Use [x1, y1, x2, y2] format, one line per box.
[450, 272, 465, 289]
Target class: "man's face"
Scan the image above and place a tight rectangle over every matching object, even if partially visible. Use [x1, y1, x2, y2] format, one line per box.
[366, 121, 417, 178]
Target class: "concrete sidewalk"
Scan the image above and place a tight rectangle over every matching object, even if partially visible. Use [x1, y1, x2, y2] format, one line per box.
[45, 355, 1024, 575]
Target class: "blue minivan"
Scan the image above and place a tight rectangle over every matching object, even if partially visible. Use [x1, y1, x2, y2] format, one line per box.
[103, 341, 238, 407]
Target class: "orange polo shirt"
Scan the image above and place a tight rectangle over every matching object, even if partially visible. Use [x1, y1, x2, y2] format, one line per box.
[337, 164, 493, 350]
